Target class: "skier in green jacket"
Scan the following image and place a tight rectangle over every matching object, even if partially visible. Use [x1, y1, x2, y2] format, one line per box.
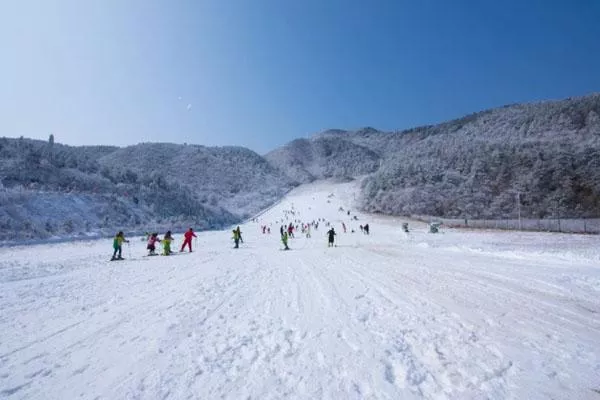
[281, 231, 290, 250]
[111, 231, 129, 260]
[162, 231, 173, 255]
[232, 229, 241, 248]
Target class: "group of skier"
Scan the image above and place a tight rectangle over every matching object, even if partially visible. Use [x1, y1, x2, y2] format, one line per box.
[110, 228, 197, 260]
[269, 211, 368, 250]
[110, 208, 368, 258]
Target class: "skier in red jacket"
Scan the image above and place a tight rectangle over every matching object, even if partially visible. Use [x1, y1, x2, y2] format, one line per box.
[180, 228, 197, 252]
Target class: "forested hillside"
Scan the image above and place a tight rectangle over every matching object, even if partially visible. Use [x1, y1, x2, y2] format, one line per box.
[264, 134, 381, 183]
[269, 94, 600, 220]
[0, 138, 294, 241]
[2, 93, 598, 241]
[360, 94, 600, 219]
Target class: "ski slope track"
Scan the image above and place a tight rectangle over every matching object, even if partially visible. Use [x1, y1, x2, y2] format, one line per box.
[1, 180, 599, 399]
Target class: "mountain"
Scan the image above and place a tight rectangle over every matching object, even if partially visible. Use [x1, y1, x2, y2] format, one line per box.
[96, 143, 294, 219]
[268, 93, 600, 220]
[0, 138, 294, 241]
[264, 133, 381, 183]
[360, 94, 600, 219]
[2, 93, 599, 242]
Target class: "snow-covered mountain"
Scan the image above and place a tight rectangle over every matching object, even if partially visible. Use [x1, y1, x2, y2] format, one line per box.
[95, 143, 294, 220]
[2, 93, 599, 242]
[264, 134, 381, 183]
[0, 138, 294, 241]
[269, 93, 600, 220]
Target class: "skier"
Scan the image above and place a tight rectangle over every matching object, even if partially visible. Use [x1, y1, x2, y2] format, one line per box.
[235, 226, 243, 243]
[180, 228, 196, 252]
[111, 231, 129, 260]
[232, 229, 240, 248]
[342, 222, 346, 233]
[147, 233, 161, 256]
[281, 231, 290, 250]
[327, 228, 336, 247]
[364, 224, 370, 235]
[162, 231, 173, 255]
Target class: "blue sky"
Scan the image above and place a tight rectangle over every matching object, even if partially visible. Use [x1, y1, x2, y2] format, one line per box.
[1, 0, 599, 153]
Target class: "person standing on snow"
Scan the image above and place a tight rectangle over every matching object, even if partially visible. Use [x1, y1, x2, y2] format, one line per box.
[281, 231, 290, 250]
[147, 233, 161, 256]
[235, 226, 243, 243]
[162, 231, 174, 255]
[327, 228, 336, 247]
[180, 228, 196, 252]
[111, 231, 129, 260]
[232, 229, 241, 248]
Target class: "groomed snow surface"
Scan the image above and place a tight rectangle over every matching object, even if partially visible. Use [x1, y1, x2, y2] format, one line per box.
[1, 180, 599, 400]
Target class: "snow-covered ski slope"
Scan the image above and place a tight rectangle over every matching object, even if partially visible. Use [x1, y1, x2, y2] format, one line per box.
[1, 180, 599, 399]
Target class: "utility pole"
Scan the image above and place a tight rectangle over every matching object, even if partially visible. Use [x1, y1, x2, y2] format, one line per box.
[516, 191, 521, 230]
[556, 200, 561, 232]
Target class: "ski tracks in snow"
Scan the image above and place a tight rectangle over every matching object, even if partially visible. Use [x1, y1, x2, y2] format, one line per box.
[296, 248, 512, 399]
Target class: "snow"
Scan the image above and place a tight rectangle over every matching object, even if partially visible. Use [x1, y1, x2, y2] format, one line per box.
[1, 180, 599, 399]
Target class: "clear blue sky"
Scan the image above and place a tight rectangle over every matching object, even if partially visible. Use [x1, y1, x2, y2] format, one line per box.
[1, 0, 599, 153]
